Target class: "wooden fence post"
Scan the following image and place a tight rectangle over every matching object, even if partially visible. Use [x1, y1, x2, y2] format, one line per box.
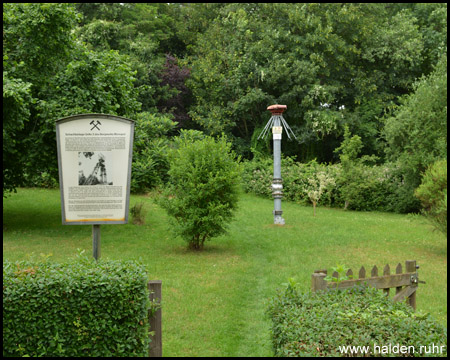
[148, 280, 162, 357]
[383, 264, 390, 297]
[311, 271, 327, 292]
[405, 260, 417, 310]
[395, 263, 403, 296]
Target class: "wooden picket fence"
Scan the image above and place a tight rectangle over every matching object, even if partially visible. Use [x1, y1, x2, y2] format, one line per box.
[311, 260, 423, 309]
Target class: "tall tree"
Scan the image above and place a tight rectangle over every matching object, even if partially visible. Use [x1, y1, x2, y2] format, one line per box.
[3, 3, 79, 195]
[185, 3, 427, 161]
[75, 3, 185, 114]
[157, 54, 193, 130]
[383, 53, 447, 212]
[3, 3, 141, 195]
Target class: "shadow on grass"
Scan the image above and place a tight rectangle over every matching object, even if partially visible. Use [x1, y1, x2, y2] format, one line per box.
[170, 243, 236, 257]
[2, 207, 84, 234]
[262, 224, 294, 229]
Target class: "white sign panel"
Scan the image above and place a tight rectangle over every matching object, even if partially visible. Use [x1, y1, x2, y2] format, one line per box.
[273, 133, 282, 140]
[56, 114, 134, 225]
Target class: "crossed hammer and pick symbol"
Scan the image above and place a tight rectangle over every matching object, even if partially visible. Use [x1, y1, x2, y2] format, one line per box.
[90, 120, 102, 131]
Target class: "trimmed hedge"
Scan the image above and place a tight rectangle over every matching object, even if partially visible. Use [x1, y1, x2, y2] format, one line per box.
[3, 254, 154, 357]
[267, 284, 447, 357]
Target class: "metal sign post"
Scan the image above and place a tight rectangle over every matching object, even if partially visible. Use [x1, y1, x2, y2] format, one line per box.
[92, 224, 101, 260]
[258, 105, 296, 225]
[56, 114, 134, 260]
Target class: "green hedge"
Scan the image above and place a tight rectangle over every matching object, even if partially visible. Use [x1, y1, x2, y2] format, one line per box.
[3, 254, 154, 357]
[267, 284, 447, 357]
[242, 157, 416, 213]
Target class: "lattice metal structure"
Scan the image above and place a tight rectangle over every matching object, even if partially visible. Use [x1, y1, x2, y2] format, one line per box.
[258, 105, 296, 225]
[85, 153, 107, 185]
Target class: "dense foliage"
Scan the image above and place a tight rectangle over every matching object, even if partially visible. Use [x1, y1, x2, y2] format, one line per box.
[415, 159, 447, 234]
[242, 156, 410, 213]
[131, 112, 176, 193]
[3, 3, 447, 217]
[383, 54, 447, 212]
[158, 134, 241, 250]
[186, 3, 446, 160]
[3, 254, 154, 357]
[267, 283, 447, 357]
[3, 3, 141, 194]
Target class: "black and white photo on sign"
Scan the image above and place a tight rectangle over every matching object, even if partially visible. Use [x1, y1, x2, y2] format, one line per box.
[78, 151, 113, 185]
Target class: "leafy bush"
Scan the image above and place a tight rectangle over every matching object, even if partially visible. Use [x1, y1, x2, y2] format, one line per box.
[241, 156, 414, 213]
[131, 112, 176, 193]
[3, 73, 34, 195]
[333, 125, 385, 211]
[415, 159, 447, 234]
[3, 253, 155, 357]
[383, 54, 447, 207]
[130, 201, 148, 225]
[158, 133, 241, 250]
[333, 163, 400, 212]
[241, 157, 340, 207]
[280, 157, 326, 205]
[241, 156, 273, 198]
[267, 283, 447, 357]
[304, 169, 336, 216]
[383, 163, 422, 214]
[23, 170, 59, 189]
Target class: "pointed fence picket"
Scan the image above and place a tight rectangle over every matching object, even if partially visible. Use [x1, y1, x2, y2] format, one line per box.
[311, 260, 422, 310]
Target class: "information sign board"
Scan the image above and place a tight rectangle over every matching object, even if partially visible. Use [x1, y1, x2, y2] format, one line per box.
[56, 114, 134, 225]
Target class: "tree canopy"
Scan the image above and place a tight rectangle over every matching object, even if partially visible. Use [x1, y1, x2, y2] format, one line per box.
[3, 3, 447, 197]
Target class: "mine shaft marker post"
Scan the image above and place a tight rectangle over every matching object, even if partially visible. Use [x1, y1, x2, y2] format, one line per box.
[56, 114, 135, 261]
[258, 105, 296, 225]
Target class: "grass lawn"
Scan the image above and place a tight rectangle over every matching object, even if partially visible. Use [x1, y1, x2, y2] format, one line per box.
[3, 188, 447, 357]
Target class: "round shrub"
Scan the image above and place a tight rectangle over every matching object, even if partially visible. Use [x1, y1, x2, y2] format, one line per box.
[159, 134, 241, 250]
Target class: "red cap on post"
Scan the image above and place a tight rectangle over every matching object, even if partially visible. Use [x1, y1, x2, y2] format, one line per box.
[267, 104, 287, 115]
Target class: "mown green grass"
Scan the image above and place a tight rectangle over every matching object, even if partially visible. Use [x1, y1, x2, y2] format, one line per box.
[3, 188, 447, 357]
